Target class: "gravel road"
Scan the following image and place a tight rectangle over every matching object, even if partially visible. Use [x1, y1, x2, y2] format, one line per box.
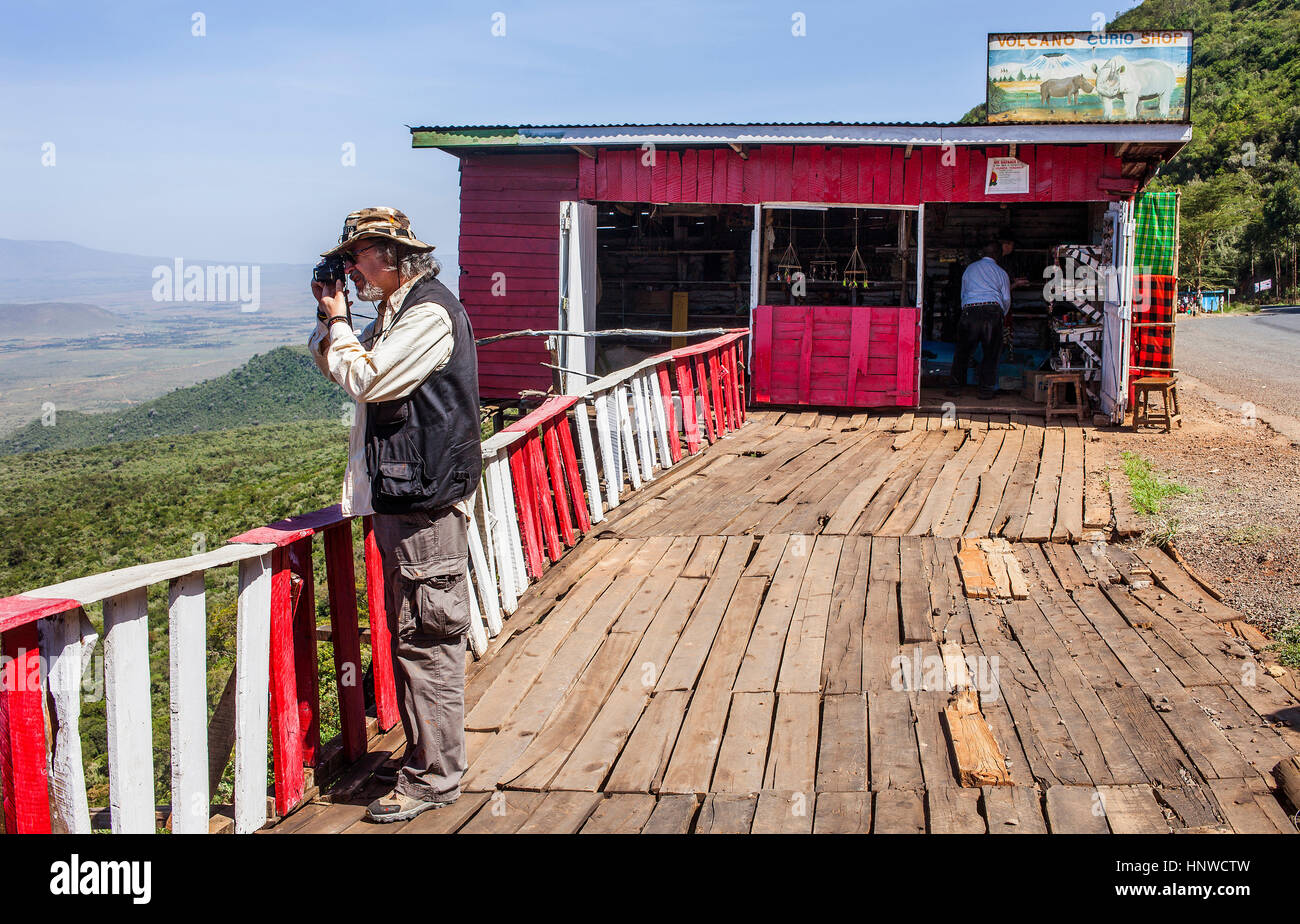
[1174, 306, 1300, 418]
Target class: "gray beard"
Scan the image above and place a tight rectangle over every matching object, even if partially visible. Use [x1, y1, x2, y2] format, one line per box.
[354, 278, 385, 302]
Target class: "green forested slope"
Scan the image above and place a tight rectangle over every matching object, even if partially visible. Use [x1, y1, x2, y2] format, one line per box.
[960, 0, 1300, 295]
[1113, 0, 1300, 292]
[0, 419, 353, 810]
[1, 345, 347, 453]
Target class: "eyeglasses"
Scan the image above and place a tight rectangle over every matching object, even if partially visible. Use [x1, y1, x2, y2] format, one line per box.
[340, 241, 382, 267]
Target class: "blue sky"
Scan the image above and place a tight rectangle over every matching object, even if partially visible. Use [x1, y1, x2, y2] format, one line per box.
[1, 0, 1140, 267]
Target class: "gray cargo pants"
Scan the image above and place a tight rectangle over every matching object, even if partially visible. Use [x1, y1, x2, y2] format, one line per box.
[371, 507, 470, 803]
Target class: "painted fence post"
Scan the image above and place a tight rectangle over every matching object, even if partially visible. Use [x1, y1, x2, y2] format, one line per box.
[526, 436, 562, 563]
[674, 358, 701, 454]
[554, 413, 593, 533]
[541, 422, 576, 547]
[235, 553, 272, 835]
[288, 538, 323, 759]
[509, 445, 545, 578]
[323, 522, 366, 764]
[486, 456, 522, 611]
[593, 392, 621, 509]
[0, 621, 51, 834]
[362, 518, 400, 732]
[40, 607, 94, 834]
[168, 573, 210, 833]
[572, 399, 605, 524]
[268, 547, 304, 817]
[655, 364, 683, 463]
[103, 587, 155, 833]
[693, 354, 717, 443]
[616, 385, 643, 490]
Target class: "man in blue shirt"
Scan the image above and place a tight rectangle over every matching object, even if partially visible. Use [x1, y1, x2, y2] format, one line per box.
[948, 240, 1018, 400]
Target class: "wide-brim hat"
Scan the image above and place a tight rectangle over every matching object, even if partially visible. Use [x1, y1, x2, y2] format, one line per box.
[321, 206, 435, 258]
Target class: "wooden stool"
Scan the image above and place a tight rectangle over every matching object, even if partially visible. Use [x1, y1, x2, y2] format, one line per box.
[1133, 376, 1181, 432]
[1044, 372, 1087, 424]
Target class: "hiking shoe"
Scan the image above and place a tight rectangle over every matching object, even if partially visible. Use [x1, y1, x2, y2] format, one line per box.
[977, 389, 996, 401]
[365, 790, 450, 824]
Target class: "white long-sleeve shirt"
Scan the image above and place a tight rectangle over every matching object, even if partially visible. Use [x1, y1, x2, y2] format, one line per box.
[960, 256, 1012, 315]
[308, 271, 474, 518]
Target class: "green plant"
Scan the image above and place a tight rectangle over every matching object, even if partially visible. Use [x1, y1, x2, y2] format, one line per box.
[1121, 451, 1191, 520]
[1273, 620, 1300, 670]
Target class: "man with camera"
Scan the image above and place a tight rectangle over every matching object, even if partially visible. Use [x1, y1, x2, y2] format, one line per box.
[309, 207, 481, 823]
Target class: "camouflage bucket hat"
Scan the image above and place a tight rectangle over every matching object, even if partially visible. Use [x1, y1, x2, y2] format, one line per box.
[321, 206, 434, 257]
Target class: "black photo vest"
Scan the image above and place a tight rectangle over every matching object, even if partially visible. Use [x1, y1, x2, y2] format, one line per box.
[364, 274, 483, 514]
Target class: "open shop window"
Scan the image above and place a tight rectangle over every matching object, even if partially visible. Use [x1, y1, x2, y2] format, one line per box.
[584, 202, 754, 376]
[917, 201, 1113, 407]
[758, 205, 919, 307]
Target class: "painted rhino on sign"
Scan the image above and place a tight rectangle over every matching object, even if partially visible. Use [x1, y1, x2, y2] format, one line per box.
[1089, 55, 1177, 119]
[1039, 74, 1095, 108]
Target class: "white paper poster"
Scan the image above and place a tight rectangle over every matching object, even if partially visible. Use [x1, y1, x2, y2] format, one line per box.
[985, 157, 1029, 194]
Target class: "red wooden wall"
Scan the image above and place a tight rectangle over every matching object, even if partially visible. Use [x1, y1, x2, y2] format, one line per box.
[459, 152, 577, 399]
[752, 306, 920, 407]
[577, 143, 1126, 205]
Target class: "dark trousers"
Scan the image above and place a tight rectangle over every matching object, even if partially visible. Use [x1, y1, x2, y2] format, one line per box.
[950, 303, 1004, 395]
[371, 507, 471, 803]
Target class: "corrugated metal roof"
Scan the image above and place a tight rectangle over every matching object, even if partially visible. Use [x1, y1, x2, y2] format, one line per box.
[408, 121, 970, 130]
[408, 121, 1193, 150]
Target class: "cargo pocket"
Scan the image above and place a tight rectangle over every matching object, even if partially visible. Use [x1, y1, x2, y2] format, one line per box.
[374, 433, 427, 501]
[397, 557, 471, 640]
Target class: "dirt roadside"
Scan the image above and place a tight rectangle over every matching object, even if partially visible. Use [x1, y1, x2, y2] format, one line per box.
[1096, 381, 1300, 638]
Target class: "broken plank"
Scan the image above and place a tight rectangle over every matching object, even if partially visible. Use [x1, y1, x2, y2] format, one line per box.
[942, 690, 1012, 787]
[955, 541, 996, 599]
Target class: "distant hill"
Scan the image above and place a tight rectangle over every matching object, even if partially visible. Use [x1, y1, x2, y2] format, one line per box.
[0, 238, 313, 315]
[0, 345, 347, 453]
[0, 302, 121, 338]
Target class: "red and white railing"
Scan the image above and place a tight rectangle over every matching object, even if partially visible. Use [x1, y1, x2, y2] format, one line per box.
[0, 330, 748, 834]
[477, 330, 748, 596]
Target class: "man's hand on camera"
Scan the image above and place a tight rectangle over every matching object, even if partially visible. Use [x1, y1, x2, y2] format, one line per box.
[313, 279, 350, 321]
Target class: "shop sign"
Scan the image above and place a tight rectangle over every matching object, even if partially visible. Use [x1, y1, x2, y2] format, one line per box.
[985, 157, 1029, 194]
[987, 31, 1193, 123]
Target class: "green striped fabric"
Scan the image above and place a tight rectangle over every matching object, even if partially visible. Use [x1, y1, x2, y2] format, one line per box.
[1133, 190, 1178, 276]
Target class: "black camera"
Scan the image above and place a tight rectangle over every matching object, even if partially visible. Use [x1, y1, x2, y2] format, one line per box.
[313, 255, 347, 286]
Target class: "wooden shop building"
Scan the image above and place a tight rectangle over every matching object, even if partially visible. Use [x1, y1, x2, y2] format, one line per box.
[410, 120, 1190, 419]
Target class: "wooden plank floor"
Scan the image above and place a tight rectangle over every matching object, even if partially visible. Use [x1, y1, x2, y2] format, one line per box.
[592, 409, 1098, 543]
[277, 411, 1299, 834]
